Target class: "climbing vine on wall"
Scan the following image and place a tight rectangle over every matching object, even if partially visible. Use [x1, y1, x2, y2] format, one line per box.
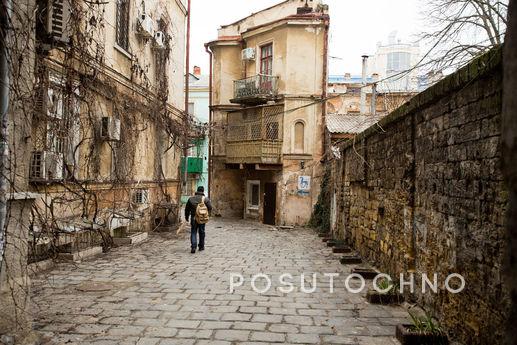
[309, 165, 331, 232]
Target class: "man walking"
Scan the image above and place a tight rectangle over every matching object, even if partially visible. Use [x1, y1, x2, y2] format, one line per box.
[185, 186, 212, 253]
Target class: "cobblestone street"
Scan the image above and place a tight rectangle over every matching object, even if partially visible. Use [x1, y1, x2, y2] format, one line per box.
[32, 219, 410, 345]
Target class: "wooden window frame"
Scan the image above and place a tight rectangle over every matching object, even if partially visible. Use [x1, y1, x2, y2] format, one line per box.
[260, 43, 273, 76]
[247, 180, 260, 210]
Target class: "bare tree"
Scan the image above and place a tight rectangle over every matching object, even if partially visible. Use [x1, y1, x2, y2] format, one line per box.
[420, 0, 508, 72]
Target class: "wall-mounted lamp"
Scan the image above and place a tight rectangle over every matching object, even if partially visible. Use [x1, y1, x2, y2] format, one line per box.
[300, 161, 305, 169]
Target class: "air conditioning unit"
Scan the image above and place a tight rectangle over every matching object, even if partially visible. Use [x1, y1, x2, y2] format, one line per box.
[154, 31, 165, 49]
[132, 189, 149, 204]
[241, 47, 256, 61]
[137, 13, 154, 38]
[30, 151, 64, 181]
[100, 117, 121, 141]
[46, 0, 71, 43]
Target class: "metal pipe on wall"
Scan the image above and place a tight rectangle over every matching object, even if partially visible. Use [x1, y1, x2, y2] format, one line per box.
[321, 15, 329, 156]
[182, 0, 191, 200]
[360, 55, 368, 115]
[204, 44, 213, 199]
[0, 0, 12, 273]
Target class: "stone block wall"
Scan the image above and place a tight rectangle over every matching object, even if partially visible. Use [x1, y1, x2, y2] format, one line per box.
[335, 47, 509, 344]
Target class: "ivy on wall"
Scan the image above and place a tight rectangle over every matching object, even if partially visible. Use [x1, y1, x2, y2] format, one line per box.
[309, 165, 331, 232]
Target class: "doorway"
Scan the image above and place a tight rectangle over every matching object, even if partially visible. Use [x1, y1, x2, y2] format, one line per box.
[264, 183, 277, 225]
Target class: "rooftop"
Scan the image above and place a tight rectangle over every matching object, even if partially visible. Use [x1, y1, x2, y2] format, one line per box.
[188, 74, 209, 89]
[326, 114, 385, 134]
[328, 75, 374, 84]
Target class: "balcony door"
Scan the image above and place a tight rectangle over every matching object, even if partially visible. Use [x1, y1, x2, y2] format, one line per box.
[260, 44, 273, 93]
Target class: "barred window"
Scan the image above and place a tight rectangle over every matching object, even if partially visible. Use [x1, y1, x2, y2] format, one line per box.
[116, 0, 130, 50]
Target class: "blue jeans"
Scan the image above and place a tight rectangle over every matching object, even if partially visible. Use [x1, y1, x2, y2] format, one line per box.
[190, 220, 205, 249]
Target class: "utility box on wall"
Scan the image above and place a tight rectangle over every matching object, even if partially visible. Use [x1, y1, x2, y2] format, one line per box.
[181, 157, 203, 174]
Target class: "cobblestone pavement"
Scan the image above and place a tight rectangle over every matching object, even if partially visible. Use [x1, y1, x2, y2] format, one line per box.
[32, 219, 410, 345]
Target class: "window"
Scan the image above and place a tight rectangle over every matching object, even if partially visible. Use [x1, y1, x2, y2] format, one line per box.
[116, 0, 130, 51]
[387, 52, 410, 72]
[30, 152, 43, 179]
[260, 44, 273, 75]
[133, 189, 149, 204]
[188, 102, 195, 116]
[247, 180, 260, 209]
[294, 121, 305, 153]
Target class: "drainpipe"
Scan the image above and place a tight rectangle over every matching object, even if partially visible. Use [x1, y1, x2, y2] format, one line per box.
[0, 0, 12, 273]
[360, 55, 368, 115]
[182, 0, 191, 201]
[205, 43, 213, 198]
[321, 15, 329, 156]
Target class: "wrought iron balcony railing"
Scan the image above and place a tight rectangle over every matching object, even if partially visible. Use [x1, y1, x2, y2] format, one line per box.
[232, 74, 279, 104]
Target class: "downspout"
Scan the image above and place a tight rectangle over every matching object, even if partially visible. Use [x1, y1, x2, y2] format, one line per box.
[205, 43, 213, 198]
[321, 15, 329, 157]
[182, 0, 191, 201]
[0, 0, 12, 273]
[360, 55, 368, 115]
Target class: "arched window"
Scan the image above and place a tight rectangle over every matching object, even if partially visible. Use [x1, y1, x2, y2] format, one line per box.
[294, 121, 305, 153]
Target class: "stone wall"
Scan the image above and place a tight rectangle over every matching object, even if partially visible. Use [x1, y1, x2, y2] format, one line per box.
[333, 47, 509, 344]
[502, 1, 517, 342]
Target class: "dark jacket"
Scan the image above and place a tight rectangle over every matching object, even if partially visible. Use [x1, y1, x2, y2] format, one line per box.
[185, 192, 213, 222]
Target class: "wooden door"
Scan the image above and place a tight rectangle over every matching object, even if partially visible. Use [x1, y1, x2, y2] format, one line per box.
[264, 183, 277, 225]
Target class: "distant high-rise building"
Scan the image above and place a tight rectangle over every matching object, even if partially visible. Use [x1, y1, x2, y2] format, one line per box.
[368, 31, 421, 92]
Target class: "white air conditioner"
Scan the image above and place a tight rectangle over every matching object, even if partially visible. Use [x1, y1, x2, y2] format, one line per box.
[100, 117, 121, 141]
[30, 151, 64, 181]
[137, 13, 154, 38]
[241, 47, 256, 61]
[154, 31, 165, 49]
[132, 189, 149, 204]
[46, 0, 71, 43]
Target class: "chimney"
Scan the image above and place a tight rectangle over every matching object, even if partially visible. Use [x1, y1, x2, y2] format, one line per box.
[193, 66, 201, 76]
[360, 55, 369, 115]
[297, 0, 313, 14]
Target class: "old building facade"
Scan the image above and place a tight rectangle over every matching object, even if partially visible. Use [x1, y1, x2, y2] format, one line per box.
[207, 0, 329, 226]
[29, 0, 187, 246]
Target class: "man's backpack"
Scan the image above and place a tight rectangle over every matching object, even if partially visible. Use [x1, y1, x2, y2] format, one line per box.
[195, 196, 210, 224]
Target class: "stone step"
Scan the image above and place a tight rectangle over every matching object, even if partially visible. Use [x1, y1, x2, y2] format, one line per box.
[326, 240, 345, 248]
[351, 267, 379, 280]
[58, 246, 103, 262]
[113, 232, 148, 246]
[366, 290, 404, 305]
[333, 246, 352, 254]
[340, 255, 362, 265]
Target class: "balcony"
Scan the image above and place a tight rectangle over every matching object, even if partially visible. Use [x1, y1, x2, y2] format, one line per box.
[231, 74, 279, 105]
[226, 105, 283, 164]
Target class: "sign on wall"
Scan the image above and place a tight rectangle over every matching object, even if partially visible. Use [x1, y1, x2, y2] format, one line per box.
[297, 176, 311, 196]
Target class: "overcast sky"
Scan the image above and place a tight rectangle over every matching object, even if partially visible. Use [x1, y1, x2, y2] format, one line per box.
[189, 0, 421, 76]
